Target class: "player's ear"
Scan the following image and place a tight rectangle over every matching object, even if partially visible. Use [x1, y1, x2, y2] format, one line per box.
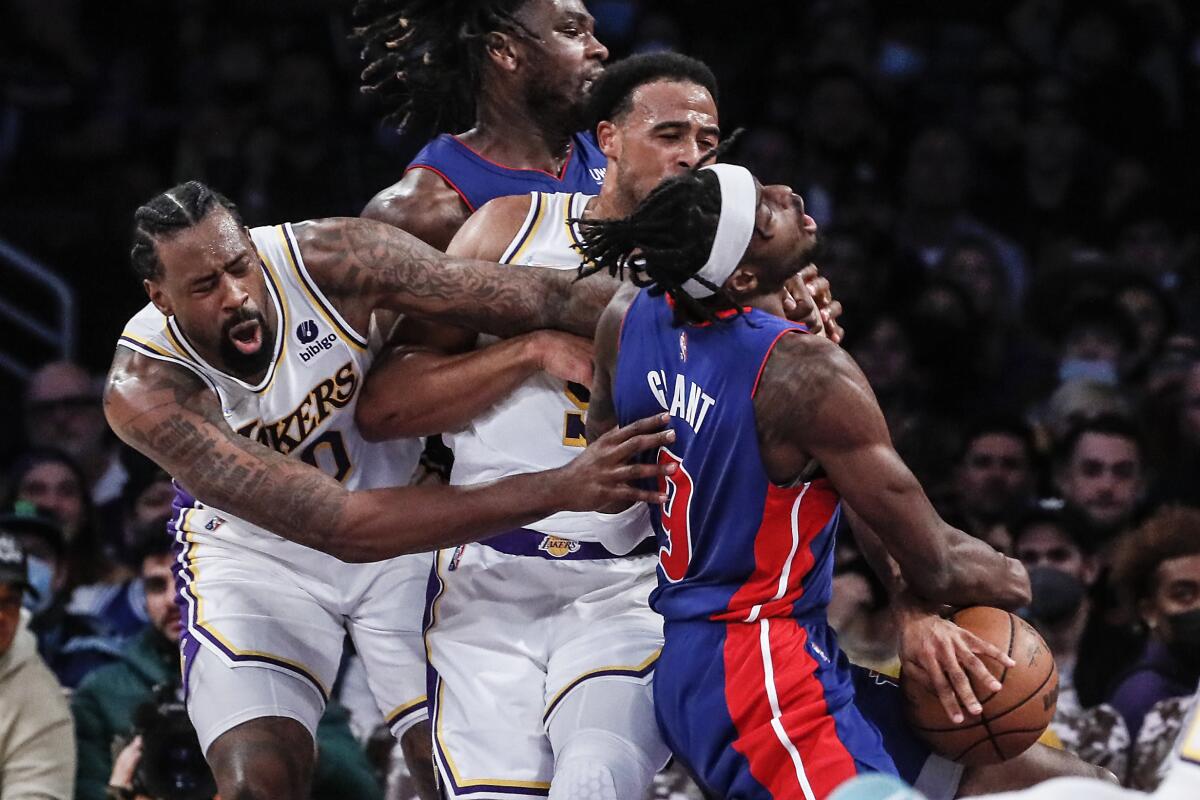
[596, 120, 620, 158]
[145, 278, 173, 317]
[726, 265, 759, 297]
[484, 31, 520, 73]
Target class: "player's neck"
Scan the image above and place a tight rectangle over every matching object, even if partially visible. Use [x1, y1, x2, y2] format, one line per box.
[461, 95, 575, 174]
[744, 291, 786, 319]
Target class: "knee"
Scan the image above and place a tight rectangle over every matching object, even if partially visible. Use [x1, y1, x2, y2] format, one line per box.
[207, 717, 315, 800]
[552, 730, 657, 800]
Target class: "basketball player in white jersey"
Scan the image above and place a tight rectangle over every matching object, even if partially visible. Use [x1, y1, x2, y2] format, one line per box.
[356, 53, 833, 800]
[103, 181, 678, 800]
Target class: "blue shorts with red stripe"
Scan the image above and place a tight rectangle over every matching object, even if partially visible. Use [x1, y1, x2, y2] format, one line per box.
[655, 616, 898, 800]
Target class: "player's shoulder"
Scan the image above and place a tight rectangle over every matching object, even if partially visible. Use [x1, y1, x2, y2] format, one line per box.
[446, 192, 537, 261]
[362, 167, 471, 251]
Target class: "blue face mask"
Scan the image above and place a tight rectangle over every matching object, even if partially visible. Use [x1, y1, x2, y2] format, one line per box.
[22, 556, 54, 615]
[1058, 358, 1118, 386]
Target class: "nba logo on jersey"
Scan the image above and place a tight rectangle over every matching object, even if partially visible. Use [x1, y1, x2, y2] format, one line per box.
[538, 536, 581, 558]
[296, 320, 319, 343]
[679, 331, 688, 362]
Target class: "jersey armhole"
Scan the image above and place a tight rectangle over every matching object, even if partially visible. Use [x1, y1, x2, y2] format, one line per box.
[280, 223, 369, 350]
[402, 164, 475, 213]
[498, 193, 545, 264]
[751, 326, 808, 399]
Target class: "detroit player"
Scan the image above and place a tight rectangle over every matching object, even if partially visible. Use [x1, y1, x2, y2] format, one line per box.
[103, 181, 676, 800]
[357, 0, 609, 251]
[580, 164, 1037, 799]
[356, 53, 725, 800]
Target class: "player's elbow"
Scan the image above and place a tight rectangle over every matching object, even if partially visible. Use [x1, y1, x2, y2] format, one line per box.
[354, 400, 399, 442]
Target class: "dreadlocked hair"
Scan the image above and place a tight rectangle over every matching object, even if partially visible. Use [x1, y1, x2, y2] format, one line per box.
[353, 0, 529, 135]
[130, 181, 241, 281]
[574, 134, 744, 324]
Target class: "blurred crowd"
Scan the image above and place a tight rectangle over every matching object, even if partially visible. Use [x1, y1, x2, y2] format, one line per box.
[2, 0, 1200, 798]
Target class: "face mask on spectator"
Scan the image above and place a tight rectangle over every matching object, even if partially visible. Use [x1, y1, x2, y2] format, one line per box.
[1058, 358, 1118, 385]
[1028, 566, 1086, 624]
[22, 556, 53, 615]
[1164, 608, 1200, 672]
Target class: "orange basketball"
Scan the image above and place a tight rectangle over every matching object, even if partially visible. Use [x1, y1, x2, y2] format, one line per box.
[901, 606, 1059, 767]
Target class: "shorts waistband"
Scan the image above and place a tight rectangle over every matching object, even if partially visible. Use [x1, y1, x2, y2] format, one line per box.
[480, 528, 658, 560]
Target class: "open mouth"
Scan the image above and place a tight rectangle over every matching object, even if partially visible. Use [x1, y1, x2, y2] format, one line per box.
[228, 319, 263, 355]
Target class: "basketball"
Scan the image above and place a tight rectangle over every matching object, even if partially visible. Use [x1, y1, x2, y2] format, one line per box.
[902, 606, 1059, 767]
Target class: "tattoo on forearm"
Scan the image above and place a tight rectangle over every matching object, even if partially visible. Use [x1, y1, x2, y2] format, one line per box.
[107, 353, 346, 551]
[309, 218, 618, 338]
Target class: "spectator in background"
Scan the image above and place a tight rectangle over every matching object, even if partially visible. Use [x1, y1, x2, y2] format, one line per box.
[1, 501, 67, 615]
[1014, 507, 1133, 781]
[951, 418, 1038, 536]
[796, 65, 889, 228]
[1114, 274, 1177, 383]
[72, 536, 383, 800]
[1153, 360, 1200, 507]
[0, 532, 75, 800]
[894, 125, 1028, 303]
[23, 361, 127, 507]
[1053, 297, 1138, 389]
[1055, 416, 1149, 555]
[1015, 508, 1099, 718]
[6, 448, 126, 588]
[1108, 506, 1200, 740]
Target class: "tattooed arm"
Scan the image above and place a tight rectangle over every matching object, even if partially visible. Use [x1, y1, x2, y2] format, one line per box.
[293, 217, 620, 341]
[104, 347, 672, 562]
[753, 333, 1030, 608]
[357, 196, 594, 440]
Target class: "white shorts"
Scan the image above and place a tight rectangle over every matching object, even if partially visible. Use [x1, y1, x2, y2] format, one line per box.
[172, 501, 430, 749]
[424, 538, 666, 799]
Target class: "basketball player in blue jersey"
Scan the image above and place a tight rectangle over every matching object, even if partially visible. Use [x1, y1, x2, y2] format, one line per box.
[579, 164, 1110, 799]
[356, 0, 609, 250]
[102, 182, 678, 800]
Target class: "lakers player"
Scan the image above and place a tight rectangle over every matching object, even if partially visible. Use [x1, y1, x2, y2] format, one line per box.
[356, 53, 839, 800]
[103, 181, 677, 800]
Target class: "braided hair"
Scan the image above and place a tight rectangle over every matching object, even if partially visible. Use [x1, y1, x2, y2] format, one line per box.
[130, 181, 241, 281]
[575, 135, 743, 324]
[353, 0, 531, 135]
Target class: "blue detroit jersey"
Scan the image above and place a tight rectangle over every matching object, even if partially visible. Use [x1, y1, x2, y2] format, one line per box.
[612, 291, 841, 624]
[406, 132, 606, 212]
[611, 291, 903, 799]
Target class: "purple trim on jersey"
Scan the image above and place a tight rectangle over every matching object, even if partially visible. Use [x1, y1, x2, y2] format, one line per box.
[168, 483, 329, 702]
[428, 673, 550, 798]
[479, 528, 657, 561]
[406, 132, 605, 212]
[540, 655, 659, 726]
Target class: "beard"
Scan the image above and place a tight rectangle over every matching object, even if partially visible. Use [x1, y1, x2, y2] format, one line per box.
[217, 307, 274, 376]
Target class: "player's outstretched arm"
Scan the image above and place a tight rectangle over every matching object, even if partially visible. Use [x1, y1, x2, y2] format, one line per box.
[292, 216, 620, 342]
[104, 348, 673, 562]
[754, 333, 1031, 609]
[357, 196, 594, 440]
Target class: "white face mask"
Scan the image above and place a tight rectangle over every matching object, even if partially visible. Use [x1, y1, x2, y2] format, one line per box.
[22, 556, 54, 615]
[1058, 358, 1118, 386]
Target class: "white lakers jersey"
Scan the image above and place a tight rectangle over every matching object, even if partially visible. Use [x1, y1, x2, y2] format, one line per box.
[117, 223, 423, 530]
[448, 192, 650, 552]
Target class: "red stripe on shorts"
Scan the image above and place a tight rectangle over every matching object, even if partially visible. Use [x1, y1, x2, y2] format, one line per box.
[722, 618, 858, 799]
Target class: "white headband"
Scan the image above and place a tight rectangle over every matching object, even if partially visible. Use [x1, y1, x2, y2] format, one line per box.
[681, 163, 758, 299]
